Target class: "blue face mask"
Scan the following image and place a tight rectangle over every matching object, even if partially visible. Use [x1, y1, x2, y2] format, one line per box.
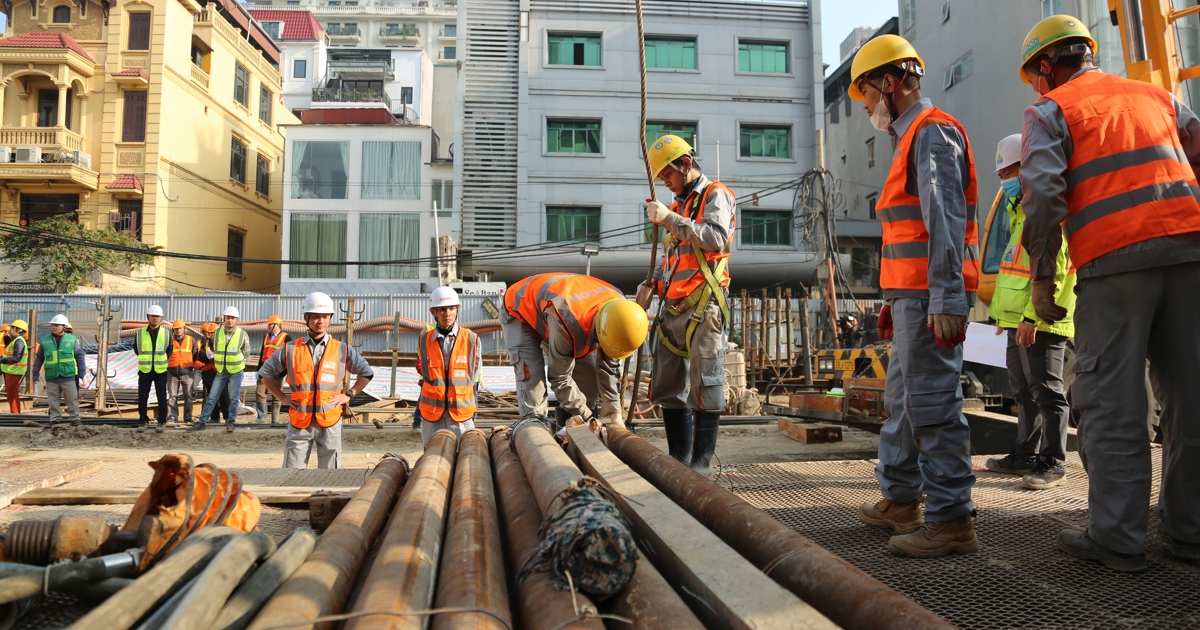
[1000, 177, 1022, 200]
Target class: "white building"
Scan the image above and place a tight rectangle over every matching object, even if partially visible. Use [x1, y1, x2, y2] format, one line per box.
[248, 10, 329, 115]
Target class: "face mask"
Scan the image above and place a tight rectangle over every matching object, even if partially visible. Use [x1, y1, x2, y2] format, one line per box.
[869, 98, 891, 131]
[1000, 177, 1022, 200]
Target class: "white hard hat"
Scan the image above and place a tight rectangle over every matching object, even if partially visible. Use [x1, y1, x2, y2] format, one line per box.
[303, 292, 336, 314]
[430, 286, 461, 308]
[49, 314, 70, 326]
[223, 306, 240, 318]
[995, 133, 1022, 172]
[146, 305, 164, 317]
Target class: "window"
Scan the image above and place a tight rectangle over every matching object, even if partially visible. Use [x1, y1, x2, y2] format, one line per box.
[116, 199, 142, 241]
[901, 0, 916, 32]
[327, 1, 340, 5]
[546, 207, 600, 243]
[290, 213, 347, 278]
[740, 210, 792, 246]
[359, 214, 420, 279]
[293, 59, 307, 78]
[547, 119, 601, 154]
[443, 46, 456, 60]
[432, 179, 454, 210]
[127, 13, 151, 50]
[866, 138, 875, 168]
[259, 85, 273, 124]
[52, 5, 70, 22]
[260, 21, 281, 39]
[548, 33, 601, 66]
[230, 138, 247, 184]
[400, 87, 413, 104]
[943, 51, 973, 89]
[256, 154, 270, 196]
[646, 37, 696, 70]
[287, 1, 299, 5]
[738, 40, 789, 73]
[328, 23, 358, 35]
[1041, 0, 1063, 19]
[234, 63, 250, 107]
[227, 229, 245, 275]
[361, 141, 421, 199]
[646, 121, 697, 147]
[940, 2, 950, 23]
[37, 89, 72, 128]
[122, 92, 147, 142]
[740, 124, 791, 159]
[444, 24, 456, 37]
[866, 193, 878, 221]
[191, 43, 210, 71]
[981, 202, 1012, 274]
[291, 141, 349, 199]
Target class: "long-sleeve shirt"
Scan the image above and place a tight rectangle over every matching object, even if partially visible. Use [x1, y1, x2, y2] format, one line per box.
[414, 323, 483, 422]
[217, 326, 252, 361]
[545, 308, 621, 421]
[1021, 67, 1200, 280]
[0, 336, 25, 365]
[32, 334, 87, 382]
[653, 174, 736, 285]
[885, 97, 973, 316]
[258, 333, 374, 385]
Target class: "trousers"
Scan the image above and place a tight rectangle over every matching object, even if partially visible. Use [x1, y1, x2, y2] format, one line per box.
[4, 373, 22, 413]
[1006, 330, 1070, 462]
[649, 299, 727, 411]
[503, 311, 608, 420]
[199, 370, 229, 423]
[199, 370, 243, 425]
[167, 370, 194, 422]
[46, 380, 80, 424]
[283, 421, 342, 469]
[420, 417, 476, 448]
[138, 371, 169, 426]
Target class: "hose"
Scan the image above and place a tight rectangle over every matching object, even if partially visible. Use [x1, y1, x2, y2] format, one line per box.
[133, 574, 202, 630]
[63, 578, 136, 602]
[0, 552, 139, 606]
[162, 531, 277, 630]
[212, 528, 317, 630]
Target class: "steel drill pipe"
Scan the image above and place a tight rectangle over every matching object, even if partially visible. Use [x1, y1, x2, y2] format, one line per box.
[607, 550, 705, 630]
[431, 430, 511, 630]
[489, 430, 604, 630]
[605, 427, 955, 630]
[164, 531, 277, 630]
[344, 431, 457, 630]
[247, 456, 409, 630]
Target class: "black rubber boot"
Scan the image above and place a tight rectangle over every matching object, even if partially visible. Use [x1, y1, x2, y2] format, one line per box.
[662, 408, 693, 466]
[691, 411, 721, 477]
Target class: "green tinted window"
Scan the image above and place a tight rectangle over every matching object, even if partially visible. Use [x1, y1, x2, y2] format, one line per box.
[740, 210, 792, 246]
[547, 207, 601, 242]
[740, 125, 790, 159]
[646, 122, 697, 147]
[547, 119, 601, 154]
[738, 41, 789, 73]
[548, 33, 601, 66]
[646, 37, 696, 69]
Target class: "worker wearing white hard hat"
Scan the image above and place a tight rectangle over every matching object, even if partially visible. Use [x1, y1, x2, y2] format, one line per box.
[189, 306, 251, 433]
[260, 292, 374, 469]
[136, 305, 170, 432]
[414, 286, 481, 448]
[32, 314, 85, 426]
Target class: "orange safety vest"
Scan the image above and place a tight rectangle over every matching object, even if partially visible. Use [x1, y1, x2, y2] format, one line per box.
[877, 106, 980, 293]
[285, 337, 346, 429]
[505, 273, 623, 358]
[260, 331, 289, 363]
[167, 335, 194, 368]
[1045, 71, 1200, 269]
[417, 327, 478, 422]
[656, 181, 736, 300]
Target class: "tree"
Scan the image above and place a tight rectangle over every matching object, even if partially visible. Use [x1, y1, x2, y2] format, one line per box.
[0, 214, 158, 293]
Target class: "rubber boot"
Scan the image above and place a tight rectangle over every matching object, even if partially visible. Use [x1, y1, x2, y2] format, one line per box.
[269, 402, 281, 424]
[662, 408, 693, 466]
[690, 411, 720, 477]
[254, 402, 268, 424]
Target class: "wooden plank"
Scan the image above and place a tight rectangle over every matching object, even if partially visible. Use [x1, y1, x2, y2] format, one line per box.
[14, 486, 358, 506]
[0, 460, 104, 510]
[778, 419, 843, 444]
[566, 426, 837, 630]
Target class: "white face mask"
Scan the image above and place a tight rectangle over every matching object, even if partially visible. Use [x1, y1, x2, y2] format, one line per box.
[870, 98, 892, 131]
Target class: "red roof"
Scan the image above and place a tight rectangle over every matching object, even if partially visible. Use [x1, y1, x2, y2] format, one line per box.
[248, 9, 324, 40]
[0, 32, 94, 62]
[106, 174, 143, 192]
[113, 69, 148, 79]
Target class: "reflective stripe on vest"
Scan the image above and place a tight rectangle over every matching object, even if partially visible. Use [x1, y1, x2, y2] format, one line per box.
[658, 180, 736, 300]
[167, 335, 195, 368]
[417, 328, 478, 422]
[137, 328, 169, 374]
[505, 273, 623, 358]
[877, 106, 980, 292]
[0, 336, 27, 375]
[40, 334, 78, 380]
[286, 337, 346, 429]
[215, 327, 245, 374]
[1045, 72, 1200, 269]
[261, 331, 288, 363]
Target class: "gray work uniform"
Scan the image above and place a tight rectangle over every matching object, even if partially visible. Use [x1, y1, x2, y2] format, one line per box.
[876, 98, 976, 523]
[649, 173, 734, 412]
[1006, 330, 1069, 463]
[1021, 67, 1200, 554]
[259, 333, 374, 469]
[418, 322, 481, 447]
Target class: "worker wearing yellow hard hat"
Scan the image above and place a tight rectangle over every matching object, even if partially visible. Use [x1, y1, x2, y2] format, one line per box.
[1017, 14, 1200, 571]
[255, 314, 289, 424]
[849, 34, 981, 558]
[1, 320, 30, 414]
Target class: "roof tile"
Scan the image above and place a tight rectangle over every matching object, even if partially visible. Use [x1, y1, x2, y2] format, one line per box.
[106, 174, 143, 192]
[0, 32, 95, 63]
[247, 9, 324, 40]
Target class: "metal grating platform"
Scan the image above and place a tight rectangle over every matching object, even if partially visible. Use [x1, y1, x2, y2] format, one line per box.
[725, 450, 1200, 630]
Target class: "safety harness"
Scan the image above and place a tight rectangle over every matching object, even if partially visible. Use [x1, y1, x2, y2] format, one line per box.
[658, 182, 731, 358]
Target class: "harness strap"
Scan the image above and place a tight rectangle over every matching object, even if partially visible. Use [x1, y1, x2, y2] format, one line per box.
[658, 243, 729, 358]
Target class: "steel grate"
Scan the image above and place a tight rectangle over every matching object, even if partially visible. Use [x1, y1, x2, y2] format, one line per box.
[725, 450, 1200, 630]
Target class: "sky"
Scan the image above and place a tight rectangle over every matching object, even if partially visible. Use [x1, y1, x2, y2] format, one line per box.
[821, 0, 898, 75]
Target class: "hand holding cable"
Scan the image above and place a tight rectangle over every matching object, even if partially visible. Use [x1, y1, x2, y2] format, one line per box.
[646, 200, 673, 225]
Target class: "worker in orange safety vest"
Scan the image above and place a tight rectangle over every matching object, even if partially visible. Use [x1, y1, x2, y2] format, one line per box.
[166, 320, 196, 427]
[255, 315, 289, 424]
[415, 286, 481, 448]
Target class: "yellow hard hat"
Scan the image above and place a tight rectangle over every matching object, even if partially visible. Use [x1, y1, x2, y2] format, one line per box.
[647, 135, 694, 180]
[1019, 15, 1097, 85]
[595, 299, 649, 360]
[848, 34, 925, 101]
[10, 319, 28, 332]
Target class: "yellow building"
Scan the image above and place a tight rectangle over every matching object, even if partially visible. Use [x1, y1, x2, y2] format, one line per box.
[0, 0, 298, 292]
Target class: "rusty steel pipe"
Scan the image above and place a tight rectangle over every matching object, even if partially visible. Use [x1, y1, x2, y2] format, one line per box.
[510, 422, 588, 516]
[431, 430, 511, 630]
[344, 431, 457, 630]
[607, 551, 705, 630]
[489, 430, 604, 630]
[605, 428, 955, 630]
[248, 456, 409, 630]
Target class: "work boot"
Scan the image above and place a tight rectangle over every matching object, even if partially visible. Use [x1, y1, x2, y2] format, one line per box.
[662, 408, 693, 466]
[1058, 529, 1148, 572]
[254, 402, 268, 424]
[986, 451, 1036, 475]
[1159, 522, 1200, 562]
[1022, 458, 1066, 490]
[858, 497, 924, 534]
[690, 411, 720, 477]
[136, 422, 148, 433]
[889, 512, 979, 557]
[70, 419, 81, 427]
[225, 423, 235, 433]
[186, 422, 207, 432]
[155, 423, 165, 434]
[270, 402, 281, 424]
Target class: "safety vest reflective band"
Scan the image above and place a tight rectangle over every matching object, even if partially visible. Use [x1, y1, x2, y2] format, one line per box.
[417, 328, 479, 422]
[40, 334, 78, 380]
[167, 335, 195, 368]
[877, 106, 980, 293]
[505, 273, 623, 358]
[137, 328, 169, 374]
[215, 327, 245, 374]
[1045, 71, 1200, 269]
[261, 331, 288, 363]
[285, 337, 346, 429]
[0, 336, 26, 376]
[658, 180, 736, 301]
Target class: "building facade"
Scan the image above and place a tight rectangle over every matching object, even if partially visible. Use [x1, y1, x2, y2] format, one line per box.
[248, 9, 329, 115]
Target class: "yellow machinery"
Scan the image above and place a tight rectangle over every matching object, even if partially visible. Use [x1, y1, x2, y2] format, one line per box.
[813, 346, 888, 386]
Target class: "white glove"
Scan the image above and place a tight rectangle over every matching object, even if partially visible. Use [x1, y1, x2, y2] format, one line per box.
[647, 200, 673, 225]
[635, 280, 654, 310]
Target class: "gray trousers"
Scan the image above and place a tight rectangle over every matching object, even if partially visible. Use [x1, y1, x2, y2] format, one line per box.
[503, 311, 608, 420]
[167, 370, 194, 422]
[283, 421, 342, 469]
[650, 299, 727, 411]
[877, 297, 975, 522]
[1006, 330, 1070, 463]
[420, 417, 475, 448]
[1072, 262, 1200, 554]
[46, 380, 80, 424]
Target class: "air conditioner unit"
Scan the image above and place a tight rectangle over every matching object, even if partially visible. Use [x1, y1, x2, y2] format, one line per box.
[15, 147, 41, 163]
[0, 147, 12, 163]
[73, 151, 92, 170]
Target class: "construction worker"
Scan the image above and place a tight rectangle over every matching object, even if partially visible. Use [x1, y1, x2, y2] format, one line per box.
[193, 322, 230, 425]
[849, 34, 980, 557]
[985, 133, 1076, 490]
[1019, 15, 1200, 570]
[166, 320, 196, 428]
[190, 306, 250, 432]
[259, 292, 374, 469]
[255, 315, 289, 424]
[415, 286, 482, 448]
[503, 273, 646, 430]
[135, 305, 170, 432]
[0, 321, 27, 413]
[637, 135, 735, 477]
[31, 314, 85, 426]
